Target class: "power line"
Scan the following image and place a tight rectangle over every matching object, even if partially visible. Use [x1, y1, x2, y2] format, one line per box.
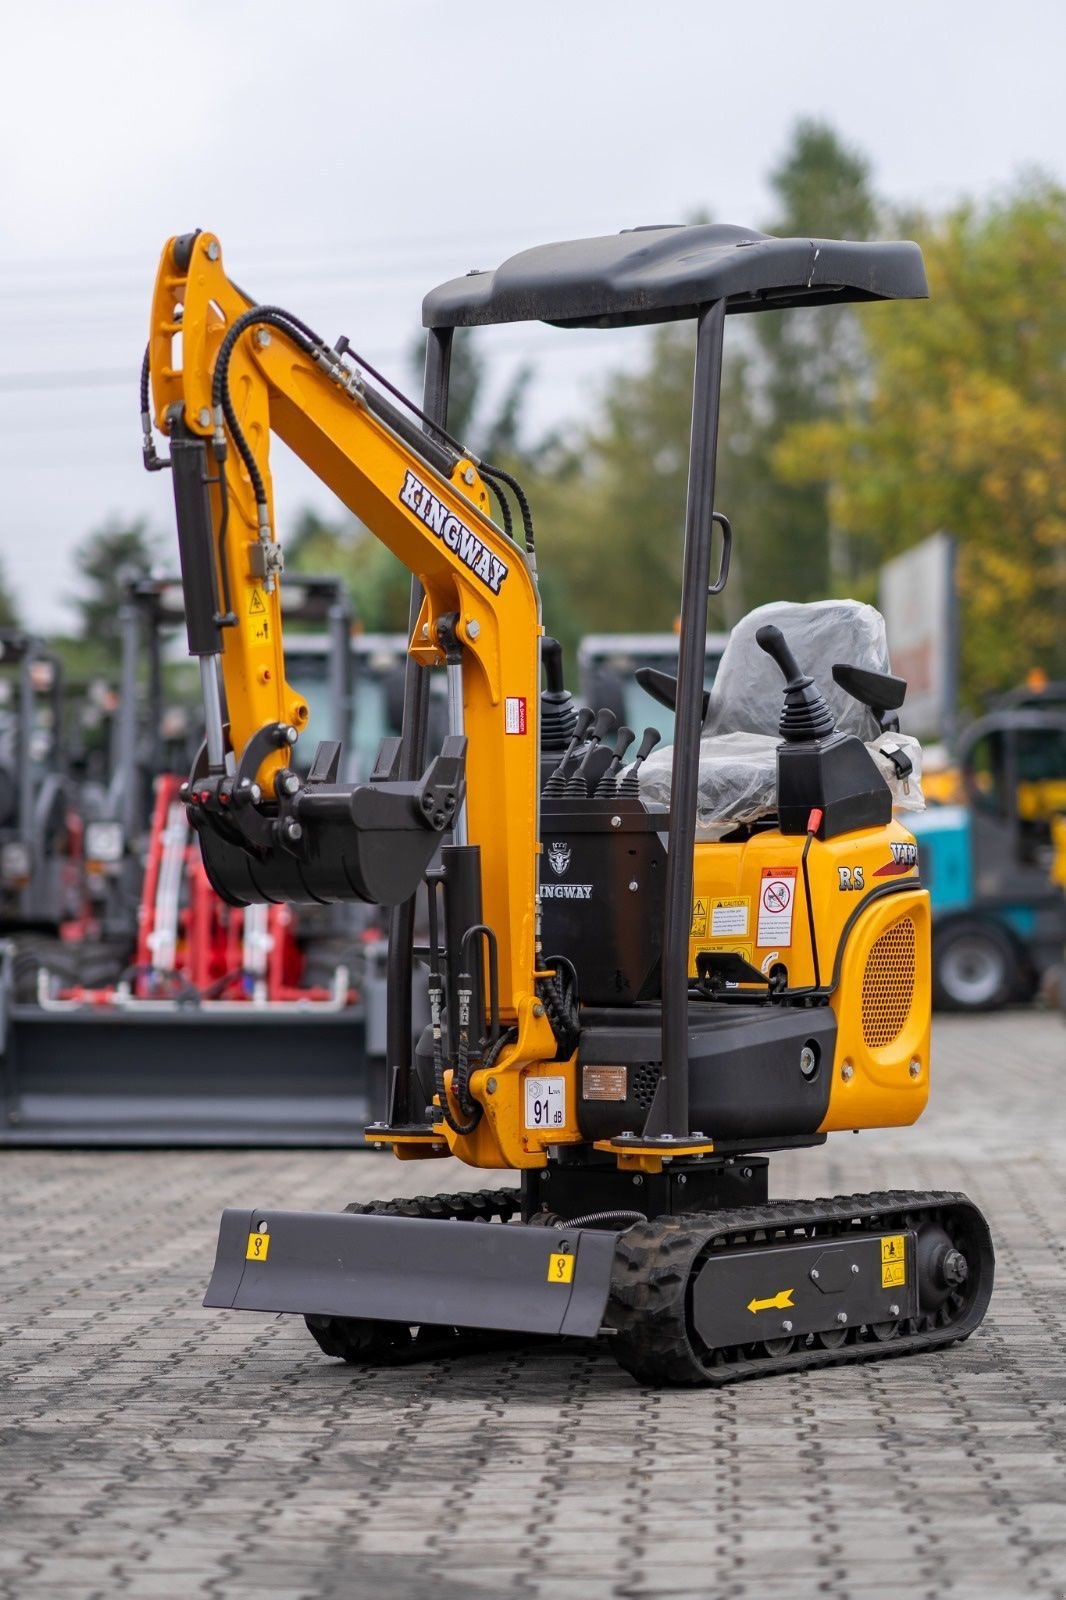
[0, 329, 648, 400]
[0, 214, 625, 282]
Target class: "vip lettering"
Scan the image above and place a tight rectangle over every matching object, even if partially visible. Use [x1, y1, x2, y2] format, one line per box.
[399, 470, 508, 594]
[890, 842, 918, 867]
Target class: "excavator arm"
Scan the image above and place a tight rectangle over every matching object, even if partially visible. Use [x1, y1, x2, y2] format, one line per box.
[145, 231, 553, 1090]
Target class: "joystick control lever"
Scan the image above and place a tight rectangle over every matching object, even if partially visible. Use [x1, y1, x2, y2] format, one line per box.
[593, 726, 635, 797]
[566, 708, 617, 797]
[618, 726, 662, 796]
[756, 624, 835, 743]
[540, 637, 578, 751]
[542, 705, 594, 796]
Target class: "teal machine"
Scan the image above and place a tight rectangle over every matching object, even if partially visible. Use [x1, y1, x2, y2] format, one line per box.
[911, 706, 1066, 1009]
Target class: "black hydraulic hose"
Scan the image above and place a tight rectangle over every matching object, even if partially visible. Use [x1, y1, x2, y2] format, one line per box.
[211, 306, 324, 509]
[212, 306, 537, 574]
[480, 460, 535, 554]
[140, 343, 171, 472]
[482, 474, 513, 540]
[536, 954, 580, 1058]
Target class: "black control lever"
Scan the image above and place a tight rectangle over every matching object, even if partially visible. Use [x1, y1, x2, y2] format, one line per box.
[543, 705, 594, 796]
[634, 666, 711, 723]
[832, 662, 907, 734]
[540, 636, 578, 751]
[593, 726, 635, 797]
[755, 625, 835, 743]
[618, 726, 661, 795]
[566, 707, 617, 796]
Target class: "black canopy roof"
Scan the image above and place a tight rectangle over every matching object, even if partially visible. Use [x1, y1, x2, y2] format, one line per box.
[422, 223, 928, 331]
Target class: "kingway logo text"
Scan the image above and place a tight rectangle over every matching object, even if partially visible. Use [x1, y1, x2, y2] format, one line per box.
[399, 470, 509, 594]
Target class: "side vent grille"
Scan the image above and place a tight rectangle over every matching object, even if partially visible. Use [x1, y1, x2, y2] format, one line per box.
[861, 918, 916, 1049]
[631, 1063, 661, 1112]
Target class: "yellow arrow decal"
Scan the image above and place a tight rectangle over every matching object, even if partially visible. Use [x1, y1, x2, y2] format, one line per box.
[747, 1289, 795, 1314]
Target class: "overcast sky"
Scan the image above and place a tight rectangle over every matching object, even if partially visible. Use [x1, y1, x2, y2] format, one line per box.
[2, 0, 1063, 632]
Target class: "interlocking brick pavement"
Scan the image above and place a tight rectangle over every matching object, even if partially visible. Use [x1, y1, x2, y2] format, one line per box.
[1, 1013, 1064, 1599]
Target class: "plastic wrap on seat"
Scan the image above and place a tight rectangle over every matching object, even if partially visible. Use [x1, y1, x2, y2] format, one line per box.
[704, 599, 891, 743]
[638, 731, 779, 840]
[637, 729, 925, 835]
[634, 595, 927, 832]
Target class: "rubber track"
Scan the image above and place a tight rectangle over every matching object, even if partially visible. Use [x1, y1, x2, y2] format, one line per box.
[608, 1189, 995, 1387]
[343, 1188, 521, 1223]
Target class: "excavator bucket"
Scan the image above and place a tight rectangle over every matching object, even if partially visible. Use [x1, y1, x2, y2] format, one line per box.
[204, 1205, 619, 1339]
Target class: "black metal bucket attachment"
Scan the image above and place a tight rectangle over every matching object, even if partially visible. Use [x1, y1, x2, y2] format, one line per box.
[191, 734, 465, 907]
[204, 1206, 618, 1339]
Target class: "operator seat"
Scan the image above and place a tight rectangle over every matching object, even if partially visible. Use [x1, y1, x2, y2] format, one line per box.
[637, 599, 920, 834]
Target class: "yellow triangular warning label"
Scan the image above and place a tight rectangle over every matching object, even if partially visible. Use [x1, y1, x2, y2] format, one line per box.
[248, 589, 266, 615]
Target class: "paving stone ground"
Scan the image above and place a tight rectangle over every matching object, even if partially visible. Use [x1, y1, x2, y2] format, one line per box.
[1, 1012, 1064, 1600]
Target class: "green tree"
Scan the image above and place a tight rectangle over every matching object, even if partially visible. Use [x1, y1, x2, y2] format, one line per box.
[733, 119, 878, 603]
[0, 556, 21, 629]
[775, 177, 1066, 703]
[70, 517, 156, 649]
[535, 120, 880, 645]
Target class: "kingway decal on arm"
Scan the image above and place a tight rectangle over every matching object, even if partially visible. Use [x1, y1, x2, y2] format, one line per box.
[399, 470, 509, 594]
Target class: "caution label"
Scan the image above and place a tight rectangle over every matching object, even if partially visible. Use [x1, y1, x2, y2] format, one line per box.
[691, 897, 709, 937]
[711, 896, 749, 938]
[757, 867, 797, 949]
[245, 1231, 270, 1262]
[505, 696, 527, 734]
[697, 942, 754, 971]
[881, 1234, 906, 1288]
[248, 588, 267, 616]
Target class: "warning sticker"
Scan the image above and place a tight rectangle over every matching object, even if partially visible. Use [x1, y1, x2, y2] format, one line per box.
[547, 1252, 575, 1284]
[880, 1235, 907, 1288]
[757, 867, 797, 949]
[698, 942, 754, 970]
[505, 696, 527, 734]
[711, 896, 749, 938]
[691, 898, 709, 937]
[248, 588, 266, 615]
[245, 1231, 270, 1262]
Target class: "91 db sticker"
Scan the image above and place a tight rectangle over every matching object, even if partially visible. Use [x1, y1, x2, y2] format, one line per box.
[525, 1076, 565, 1131]
[757, 867, 797, 949]
[505, 696, 527, 734]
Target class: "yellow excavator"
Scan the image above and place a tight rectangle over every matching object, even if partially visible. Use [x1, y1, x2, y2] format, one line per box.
[144, 223, 993, 1384]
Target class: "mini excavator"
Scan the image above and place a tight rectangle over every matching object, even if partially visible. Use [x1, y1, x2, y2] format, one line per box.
[145, 223, 994, 1385]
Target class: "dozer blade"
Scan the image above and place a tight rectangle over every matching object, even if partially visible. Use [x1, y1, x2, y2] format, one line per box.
[204, 1206, 618, 1339]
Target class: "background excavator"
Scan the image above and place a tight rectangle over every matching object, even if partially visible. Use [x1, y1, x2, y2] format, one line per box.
[0, 576, 383, 1146]
[146, 223, 994, 1385]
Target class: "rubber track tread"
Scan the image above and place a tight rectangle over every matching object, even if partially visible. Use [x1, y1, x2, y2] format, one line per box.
[608, 1189, 994, 1387]
[343, 1188, 521, 1223]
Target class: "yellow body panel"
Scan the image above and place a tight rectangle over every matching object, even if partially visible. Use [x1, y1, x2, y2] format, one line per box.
[691, 817, 930, 1131]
